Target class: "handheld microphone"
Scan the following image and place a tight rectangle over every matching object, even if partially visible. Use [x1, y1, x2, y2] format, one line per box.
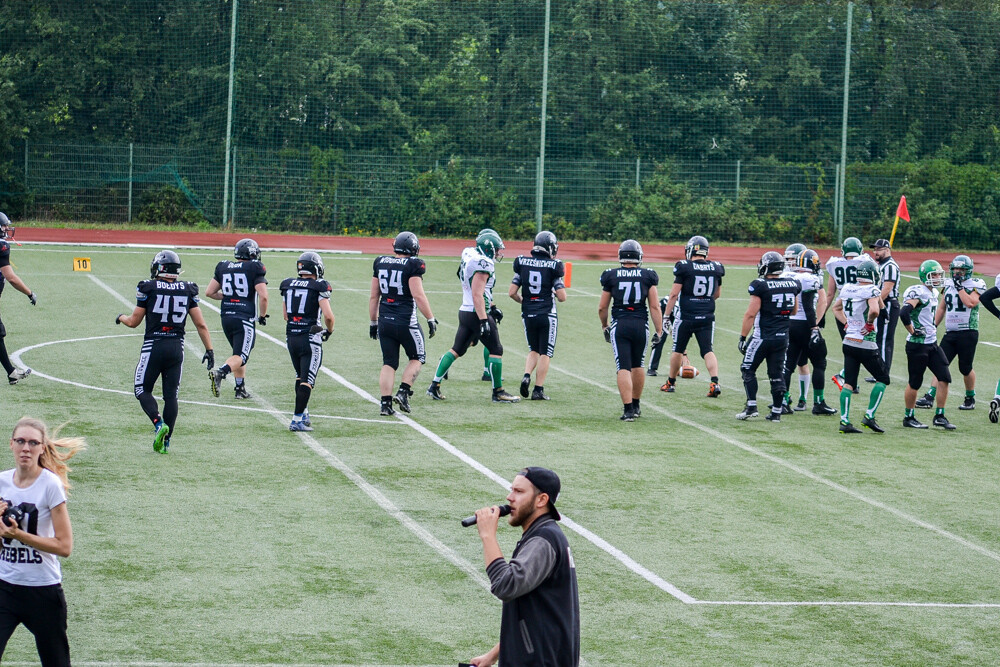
[461, 504, 511, 527]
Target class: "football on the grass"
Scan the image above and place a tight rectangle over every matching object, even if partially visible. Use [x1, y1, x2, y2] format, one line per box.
[681, 365, 699, 379]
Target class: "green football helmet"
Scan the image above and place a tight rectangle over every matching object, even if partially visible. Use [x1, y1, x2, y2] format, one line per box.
[841, 237, 863, 258]
[918, 259, 944, 288]
[476, 229, 504, 261]
[784, 243, 806, 267]
[950, 254, 974, 281]
[855, 259, 879, 284]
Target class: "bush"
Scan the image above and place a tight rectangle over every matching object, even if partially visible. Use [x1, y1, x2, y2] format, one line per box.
[135, 185, 208, 227]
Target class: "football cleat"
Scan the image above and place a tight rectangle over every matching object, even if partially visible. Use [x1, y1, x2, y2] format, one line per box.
[660, 382, 675, 393]
[839, 421, 862, 434]
[794, 399, 807, 412]
[646, 368, 658, 376]
[302, 410, 311, 428]
[380, 402, 395, 417]
[7, 368, 31, 385]
[289, 420, 313, 432]
[864, 376, 877, 384]
[427, 382, 446, 400]
[780, 402, 794, 415]
[764, 411, 781, 422]
[209, 369, 223, 397]
[861, 416, 885, 433]
[531, 388, 550, 401]
[234, 384, 250, 400]
[481, 371, 492, 382]
[915, 393, 934, 409]
[932, 414, 956, 430]
[620, 408, 635, 422]
[831, 374, 845, 391]
[520, 375, 531, 398]
[393, 389, 411, 413]
[162, 438, 170, 453]
[492, 388, 521, 403]
[902, 415, 928, 429]
[707, 382, 721, 398]
[812, 401, 837, 415]
[990, 397, 1000, 424]
[958, 396, 975, 411]
[736, 405, 759, 420]
[153, 422, 170, 454]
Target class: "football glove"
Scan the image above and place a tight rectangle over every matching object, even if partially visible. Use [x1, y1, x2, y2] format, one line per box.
[202, 349, 215, 370]
[954, 277, 964, 292]
[650, 331, 662, 346]
[369, 321, 378, 340]
[809, 327, 822, 345]
[427, 318, 438, 338]
[603, 326, 611, 344]
[860, 322, 876, 336]
[257, 314, 268, 326]
[321, 329, 332, 342]
[27, 292, 37, 306]
[738, 336, 748, 354]
[910, 326, 925, 339]
[489, 304, 503, 324]
[479, 318, 491, 338]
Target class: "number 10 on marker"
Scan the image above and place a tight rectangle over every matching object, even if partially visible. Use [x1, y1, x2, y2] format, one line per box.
[73, 257, 92, 272]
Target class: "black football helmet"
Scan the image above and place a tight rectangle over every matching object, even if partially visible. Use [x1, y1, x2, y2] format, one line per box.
[234, 238, 260, 261]
[797, 249, 821, 275]
[685, 235, 709, 260]
[393, 231, 420, 256]
[0, 212, 12, 240]
[297, 251, 324, 278]
[758, 251, 785, 277]
[618, 239, 643, 265]
[150, 250, 182, 279]
[532, 230, 558, 258]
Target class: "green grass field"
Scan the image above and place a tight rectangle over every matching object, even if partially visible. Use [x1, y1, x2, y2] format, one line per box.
[2, 243, 999, 665]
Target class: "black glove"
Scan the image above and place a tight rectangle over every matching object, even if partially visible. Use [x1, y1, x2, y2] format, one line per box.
[202, 349, 215, 369]
[738, 336, 748, 354]
[257, 314, 268, 326]
[427, 318, 438, 338]
[910, 327, 925, 339]
[115, 314, 123, 325]
[489, 304, 503, 324]
[651, 331, 661, 346]
[810, 327, 822, 345]
[321, 329, 332, 342]
[27, 292, 37, 306]
[954, 277, 964, 292]
[369, 321, 378, 340]
[818, 315, 826, 329]
[603, 326, 612, 344]
[479, 318, 491, 338]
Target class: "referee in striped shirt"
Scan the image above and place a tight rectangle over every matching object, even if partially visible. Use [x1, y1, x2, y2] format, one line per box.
[868, 239, 901, 380]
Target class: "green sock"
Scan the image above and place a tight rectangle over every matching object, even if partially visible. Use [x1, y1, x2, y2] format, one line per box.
[995, 378, 1000, 397]
[905, 408, 915, 418]
[935, 407, 944, 416]
[928, 386, 937, 398]
[966, 389, 975, 398]
[483, 345, 491, 372]
[434, 351, 456, 381]
[488, 357, 503, 390]
[814, 389, 824, 404]
[784, 391, 791, 404]
[866, 382, 886, 419]
[840, 387, 852, 423]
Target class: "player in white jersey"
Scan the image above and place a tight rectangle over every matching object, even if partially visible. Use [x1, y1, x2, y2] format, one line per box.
[428, 230, 520, 402]
[831, 260, 889, 433]
[914, 255, 987, 411]
[821, 236, 874, 341]
[0, 417, 85, 665]
[899, 260, 955, 429]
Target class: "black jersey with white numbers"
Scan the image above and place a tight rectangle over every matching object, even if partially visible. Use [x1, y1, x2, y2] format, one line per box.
[372, 255, 426, 323]
[600, 267, 659, 320]
[747, 276, 801, 339]
[673, 259, 725, 320]
[136, 279, 201, 340]
[213, 260, 267, 320]
[280, 277, 331, 336]
[512, 254, 565, 316]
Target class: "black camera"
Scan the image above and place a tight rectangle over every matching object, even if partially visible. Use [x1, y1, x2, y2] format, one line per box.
[0, 500, 23, 527]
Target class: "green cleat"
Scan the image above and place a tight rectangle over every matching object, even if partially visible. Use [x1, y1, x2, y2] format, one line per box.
[153, 422, 170, 453]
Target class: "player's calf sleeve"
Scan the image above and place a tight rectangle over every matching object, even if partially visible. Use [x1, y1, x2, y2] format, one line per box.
[163, 398, 179, 434]
[434, 351, 456, 382]
[295, 384, 312, 414]
[488, 357, 503, 390]
[137, 392, 161, 424]
[866, 382, 886, 418]
[0, 338, 14, 375]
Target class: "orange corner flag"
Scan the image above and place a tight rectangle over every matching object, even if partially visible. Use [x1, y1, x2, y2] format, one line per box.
[895, 195, 909, 222]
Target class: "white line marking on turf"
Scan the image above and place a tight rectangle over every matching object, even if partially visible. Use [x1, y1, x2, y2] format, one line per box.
[4, 663, 450, 667]
[691, 600, 1000, 608]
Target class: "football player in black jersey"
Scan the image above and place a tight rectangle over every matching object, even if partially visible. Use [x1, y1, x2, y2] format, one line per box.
[115, 250, 215, 453]
[280, 252, 335, 431]
[206, 238, 269, 399]
[369, 232, 438, 416]
[598, 240, 663, 421]
[659, 235, 724, 397]
[0, 213, 37, 385]
[737, 251, 801, 422]
[509, 230, 567, 401]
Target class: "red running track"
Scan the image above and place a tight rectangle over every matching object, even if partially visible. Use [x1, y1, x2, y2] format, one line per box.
[15, 227, 1000, 274]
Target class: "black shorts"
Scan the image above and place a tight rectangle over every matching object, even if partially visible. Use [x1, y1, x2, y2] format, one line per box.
[287, 332, 323, 386]
[452, 310, 502, 358]
[222, 316, 256, 365]
[940, 330, 978, 376]
[842, 344, 890, 387]
[378, 318, 426, 369]
[0, 579, 70, 666]
[671, 316, 714, 357]
[522, 313, 558, 356]
[134, 337, 184, 400]
[610, 317, 648, 371]
[905, 341, 952, 390]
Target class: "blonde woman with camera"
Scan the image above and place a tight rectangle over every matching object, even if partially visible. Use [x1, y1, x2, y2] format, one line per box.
[0, 417, 84, 666]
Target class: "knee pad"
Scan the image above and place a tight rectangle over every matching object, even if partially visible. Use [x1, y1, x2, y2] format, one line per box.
[489, 343, 503, 357]
[769, 376, 787, 394]
[959, 361, 974, 377]
[740, 366, 755, 384]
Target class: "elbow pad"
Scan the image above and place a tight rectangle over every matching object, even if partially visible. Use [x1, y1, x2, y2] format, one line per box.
[899, 303, 914, 327]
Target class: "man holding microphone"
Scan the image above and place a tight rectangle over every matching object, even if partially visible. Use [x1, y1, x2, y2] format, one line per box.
[468, 467, 580, 667]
